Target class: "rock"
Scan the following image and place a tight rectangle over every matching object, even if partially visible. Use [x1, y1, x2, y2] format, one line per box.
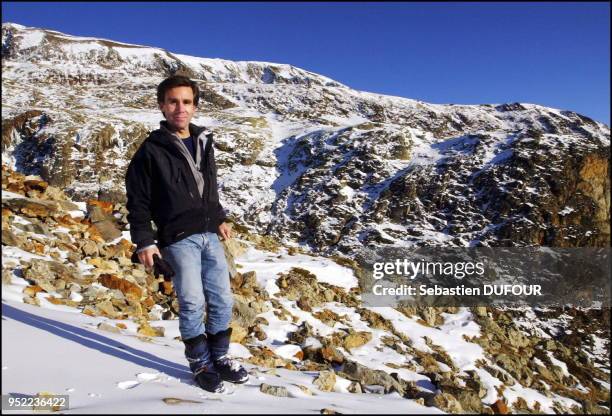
[339, 360, 404, 395]
[22, 259, 83, 288]
[98, 322, 121, 333]
[79, 239, 99, 257]
[2, 229, 26, 247]
[343, 331, 372, 350]
[23, 295, 41, 306]
[313, 309, 346, 326]
[313, 370, 336, 392]
[259, 383, 289, 397]
[473, 306, 488, 317]
[221, 234, 247, 278]
[432, 392, 463, 413]
[137, 323, 165, 337]
[2, 197, 62, 219]
[296, 296, 312, 312]
[419, 307, 439, 326]
[23, 285, 44, 297]
[87, 257, 119, 272]
[356, 308, 395, 332]
[230, 321, 248, 343]
[319, 345, 345, 365]
[23, 178, 48, 194]
[96, 300, 120, 318]
[97, 273, 142, 301]
[91, 219, 122, 242]
[232, 296, 258, 329]
[348, 381, 362, 394]
[287, 321, 315, 344]
[87, 200, 114, 216]
[276, 267, 355, 309]
[248, 347, 287, 369]
[253, 325, 268, 341]
[320, 409, 341, 415]
[162, 397, 203, 405]
[2, 269, 13, 285]
[491, 399, 508, 414]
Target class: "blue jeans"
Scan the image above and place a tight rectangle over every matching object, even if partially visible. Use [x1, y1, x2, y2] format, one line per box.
[161, 232, 233, 340]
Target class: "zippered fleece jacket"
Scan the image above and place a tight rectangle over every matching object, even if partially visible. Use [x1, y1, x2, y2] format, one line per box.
[125, 121, 227, 250]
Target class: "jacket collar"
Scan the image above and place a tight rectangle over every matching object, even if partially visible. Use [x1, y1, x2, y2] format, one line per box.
[148, 121, 212, 149]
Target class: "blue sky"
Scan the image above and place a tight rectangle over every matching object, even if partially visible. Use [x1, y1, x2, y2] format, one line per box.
[3, 2, 610, 124]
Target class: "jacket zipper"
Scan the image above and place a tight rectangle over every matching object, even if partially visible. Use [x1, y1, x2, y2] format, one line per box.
[177, 166, 197, 203]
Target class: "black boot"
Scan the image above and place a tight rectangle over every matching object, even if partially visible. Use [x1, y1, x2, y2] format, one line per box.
[206, 328, 249, 384]
[183, 334, 224, 393]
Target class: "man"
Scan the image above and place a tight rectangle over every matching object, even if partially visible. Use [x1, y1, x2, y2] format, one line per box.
[125, 75, 248, 393]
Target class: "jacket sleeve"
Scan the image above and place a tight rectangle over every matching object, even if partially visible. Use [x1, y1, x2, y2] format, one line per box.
[125, 148, 156, 249]
[217, 200, 229, 224]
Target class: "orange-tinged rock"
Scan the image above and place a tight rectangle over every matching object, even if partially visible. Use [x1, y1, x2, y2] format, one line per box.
[24, 179, 48, 193]
[87, 199, 114, 215]
[6, 183, 22, 193]
[98, 273, 142, 300]
[491, 399, 508, 414]
[321, 346, 343, 363]
[56, 241, 78, 252]
[115, 238, 134, 258]
[116, 323, 128, 330]
[57, 214, 81, 227]
[142, 296, 155, 309]
[229, 322, 248, 343]
[33, 242, 46, 255]
[45, 296, 66, 305]
[82, 306, 97, 317]
[137, 323, 165, 337]
[86, 225, 106, 243]
[23, 285, 44, 297]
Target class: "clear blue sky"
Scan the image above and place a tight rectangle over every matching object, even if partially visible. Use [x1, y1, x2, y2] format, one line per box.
[3, 2, 610, 125]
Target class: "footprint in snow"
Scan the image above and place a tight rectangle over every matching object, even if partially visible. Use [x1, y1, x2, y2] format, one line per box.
[116, 380, 140, 390]
[136, 372, 160, 383]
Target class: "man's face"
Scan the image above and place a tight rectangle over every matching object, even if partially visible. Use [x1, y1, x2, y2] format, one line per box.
[159, 86, 196, 132]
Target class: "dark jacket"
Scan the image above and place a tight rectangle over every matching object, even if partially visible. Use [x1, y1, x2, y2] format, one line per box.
[125, 122, 227, 249]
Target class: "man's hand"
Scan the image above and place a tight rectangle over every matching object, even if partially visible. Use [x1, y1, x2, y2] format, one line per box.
[137, 246, 161, 271]
[218, 222, 232, 241]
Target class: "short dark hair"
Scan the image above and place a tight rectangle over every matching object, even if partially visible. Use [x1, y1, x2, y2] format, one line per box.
[156, 75, 200, 106]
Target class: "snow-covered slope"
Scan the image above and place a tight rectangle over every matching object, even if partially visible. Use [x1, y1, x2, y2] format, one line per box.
[2, 155, 609, 414]
[2, 300, 439, 414]
[2, 22, 609, 253]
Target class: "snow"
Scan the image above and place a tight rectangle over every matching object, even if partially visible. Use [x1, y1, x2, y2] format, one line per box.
[503, 383, 580, 414]
[546, 351, 570, 378]
[372, 307, 484, 373]
[1, 299, 438, 414]
[60, 41, 106, 55]
[236, 246, 358, 296]
[17, 30, 45, 49]
[558, 206, 575, 216]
